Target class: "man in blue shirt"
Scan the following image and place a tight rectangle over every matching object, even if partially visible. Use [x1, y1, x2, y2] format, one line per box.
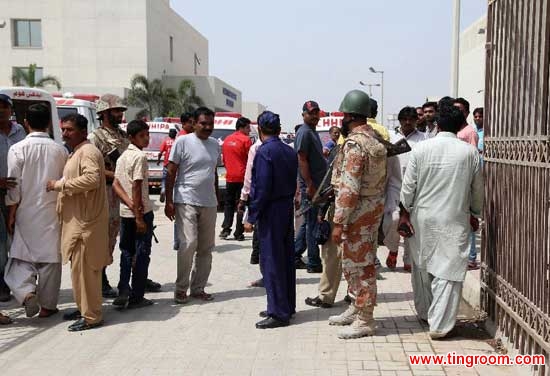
[245, 111, 298, 329]
[294, 101, 327, 273]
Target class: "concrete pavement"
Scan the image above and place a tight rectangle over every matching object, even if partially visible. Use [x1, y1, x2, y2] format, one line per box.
[0, 198, 522, 375]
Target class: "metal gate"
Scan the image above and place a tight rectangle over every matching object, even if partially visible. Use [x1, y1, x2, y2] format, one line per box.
[482, 0, 550, 374]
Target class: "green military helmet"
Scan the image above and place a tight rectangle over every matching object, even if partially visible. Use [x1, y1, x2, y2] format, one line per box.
[96, 94, 127, 114]
[338, 90, 371, 117]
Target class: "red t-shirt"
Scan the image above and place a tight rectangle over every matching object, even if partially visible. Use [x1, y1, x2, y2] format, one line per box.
[159, 137, 175, 166]
[177, 129, 189, 138]
[222, 131, 253, 183]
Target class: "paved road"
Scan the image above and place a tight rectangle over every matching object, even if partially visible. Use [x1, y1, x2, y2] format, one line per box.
[0, 198, 522, 375]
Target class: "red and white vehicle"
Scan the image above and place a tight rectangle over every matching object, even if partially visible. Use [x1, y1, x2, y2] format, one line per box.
[54, 93, 100, 133]
[119, 121, 178, 189]
[316, 111, 343, 145]
[0, 87, 62, 143]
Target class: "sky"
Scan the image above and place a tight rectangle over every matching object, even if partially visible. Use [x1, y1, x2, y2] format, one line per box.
[171, 0, 487, 129]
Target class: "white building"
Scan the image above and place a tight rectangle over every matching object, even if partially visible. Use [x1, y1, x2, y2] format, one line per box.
[242, 101, 267, 122]
[458, 16, 487, 120]
[0, 0, 243, 113]
[164, 75, 243, 113]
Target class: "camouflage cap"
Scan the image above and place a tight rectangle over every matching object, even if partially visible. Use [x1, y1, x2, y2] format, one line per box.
[96, 94, 127, 114]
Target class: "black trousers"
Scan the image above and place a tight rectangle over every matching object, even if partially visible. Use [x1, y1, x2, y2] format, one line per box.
[222, 182, 244, 237]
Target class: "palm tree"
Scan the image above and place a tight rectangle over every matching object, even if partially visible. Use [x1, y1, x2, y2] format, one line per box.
[176, 79, 204, 114]
[12, 63, 61, 89]
[127, 74, 181, 119]
[127, 74, 160, 119]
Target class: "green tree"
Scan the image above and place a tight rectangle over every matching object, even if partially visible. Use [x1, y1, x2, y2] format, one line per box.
[176, 79, 204, 114]
[12, 63, 61, 89]
[127, 74, 180, 119]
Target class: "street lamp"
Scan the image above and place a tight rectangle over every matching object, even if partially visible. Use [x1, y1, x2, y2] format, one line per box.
[359, 81, 381, 96]
[369, 66, 384, 124]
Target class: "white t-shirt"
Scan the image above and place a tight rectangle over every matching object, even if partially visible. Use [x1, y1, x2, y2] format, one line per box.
[169, 133, 220, 207]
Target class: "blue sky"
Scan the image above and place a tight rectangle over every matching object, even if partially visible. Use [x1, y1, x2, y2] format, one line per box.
[171, 0, 486, 129]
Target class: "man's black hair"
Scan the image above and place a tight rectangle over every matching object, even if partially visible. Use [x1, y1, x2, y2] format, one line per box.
[26, 103, 50, 131]
[180, 112, 192, 124]
[127, 120, 149, 137]
[61, 113, 88, 131]
[369, 98, 378, 118]
[437, 105, 465, 134]
[455, 97, 471, 113]
[473, 107, 484, 116]
[398, 106, 418, 121]
[193, 107, 215, 122]
[422, 101, 438, 111]
[236, 117, 251, 130]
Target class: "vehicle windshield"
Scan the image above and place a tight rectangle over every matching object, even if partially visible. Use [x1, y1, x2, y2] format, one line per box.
[144, 132, 169, 152]
[211, 129, 234, 144]
[57, 107, 78, 121]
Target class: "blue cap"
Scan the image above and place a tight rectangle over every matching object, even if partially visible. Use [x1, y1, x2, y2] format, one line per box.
[0, 94, 13, 107]
[257, 111, 281, 131]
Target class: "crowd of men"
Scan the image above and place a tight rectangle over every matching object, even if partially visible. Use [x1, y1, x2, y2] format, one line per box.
[0, 88, 483, 340]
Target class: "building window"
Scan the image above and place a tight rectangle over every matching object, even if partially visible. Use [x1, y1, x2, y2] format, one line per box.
[12, 66, 44, 85]
[12, 19, 42, 47]
[169, 36, 174, 62]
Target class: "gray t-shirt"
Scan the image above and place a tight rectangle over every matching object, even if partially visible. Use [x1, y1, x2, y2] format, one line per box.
[169, 133, 221, 207]
[294, 124, 327, 188]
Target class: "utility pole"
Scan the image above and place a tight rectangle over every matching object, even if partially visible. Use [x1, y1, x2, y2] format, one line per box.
[451, 0, 461, 97]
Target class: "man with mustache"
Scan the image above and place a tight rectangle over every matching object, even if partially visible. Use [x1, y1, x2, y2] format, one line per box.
[164, 107, 220, 304]
[47, 114, 110, 331]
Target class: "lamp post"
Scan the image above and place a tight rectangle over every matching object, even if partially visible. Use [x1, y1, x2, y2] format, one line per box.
[359, 81, 381, 96]
[369, 67, 384, 124]
[451, 0, 461, 97]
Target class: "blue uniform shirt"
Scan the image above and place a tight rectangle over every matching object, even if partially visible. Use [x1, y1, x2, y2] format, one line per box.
[248, 137, 298, 224]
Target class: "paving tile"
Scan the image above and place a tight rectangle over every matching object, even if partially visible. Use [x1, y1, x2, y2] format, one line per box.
[0, 206, 520, 376]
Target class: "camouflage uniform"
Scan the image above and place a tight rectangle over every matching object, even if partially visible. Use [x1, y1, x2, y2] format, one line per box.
[331, 124, 387, 320]
[89, 126, 129, 255]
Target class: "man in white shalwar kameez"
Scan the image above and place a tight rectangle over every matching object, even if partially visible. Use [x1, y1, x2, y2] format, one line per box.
[4, 104, 67, 318]
[400, 105, 483, 339]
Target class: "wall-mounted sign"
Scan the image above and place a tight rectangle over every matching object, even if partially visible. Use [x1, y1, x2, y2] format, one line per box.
[222, 88, 238, 101]
[226, 99, 234, 108]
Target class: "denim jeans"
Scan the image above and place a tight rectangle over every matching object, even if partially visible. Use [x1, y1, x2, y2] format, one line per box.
[294, 220, 306, 259]
[294, 192, 321, 268]
[469, 231, 477, 262]
[118, 211, 154, 301]
[161, 166, 168, 195]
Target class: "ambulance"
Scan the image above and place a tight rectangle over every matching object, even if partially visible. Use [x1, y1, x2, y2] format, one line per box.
[119, 121, 178, 189]
[0, 87, 62, 143]
[54, 93, 100, 133]
[316, 111, 343, 145]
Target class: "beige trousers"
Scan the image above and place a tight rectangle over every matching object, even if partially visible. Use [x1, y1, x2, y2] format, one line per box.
[175, 204, 217, 294]
[71, 240, 103, 324]
[318, 205, 342, 304]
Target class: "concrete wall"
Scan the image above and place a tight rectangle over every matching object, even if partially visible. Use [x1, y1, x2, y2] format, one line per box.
[0, 0, 208, 96]
[458, 16, 487, 122]
[145, 0, 208, 80]
[242, 101, 267, 122]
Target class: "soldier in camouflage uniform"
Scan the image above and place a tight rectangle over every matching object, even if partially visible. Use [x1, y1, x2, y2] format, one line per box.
[88, 94, 129, 298]
[328, 90, 387, 339]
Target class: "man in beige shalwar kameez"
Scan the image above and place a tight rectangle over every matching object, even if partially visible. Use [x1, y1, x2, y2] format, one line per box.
[47, 114, 110, 332]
